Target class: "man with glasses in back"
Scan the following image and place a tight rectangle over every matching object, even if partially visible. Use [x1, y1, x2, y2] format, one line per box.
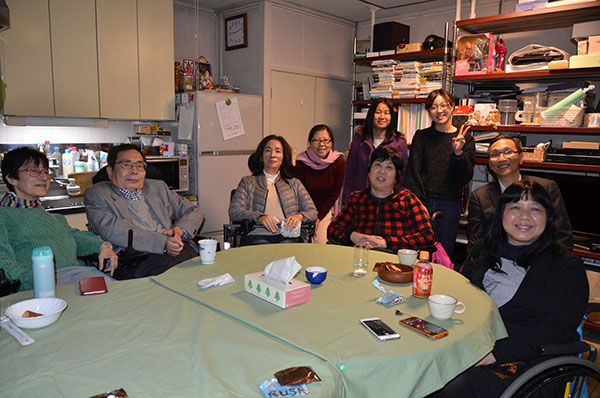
[85, 144, 204, 280]
[467, 134, 573, 249]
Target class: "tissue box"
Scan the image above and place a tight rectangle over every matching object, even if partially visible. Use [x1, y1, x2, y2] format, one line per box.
[244, 272, 310, 309]
[455, 33, 494, 76]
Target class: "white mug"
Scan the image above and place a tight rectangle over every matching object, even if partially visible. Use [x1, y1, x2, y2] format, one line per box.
[398, 249, 418, 266]
[428, 294, 466, 320]
[198, 239, 218, 264]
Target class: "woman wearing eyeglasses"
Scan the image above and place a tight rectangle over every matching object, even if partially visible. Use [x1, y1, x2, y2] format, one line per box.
[341, 98, 408, 204]
[431, 180, 587, 397]
[404, 89, 475, 257]
[0, 147, 118, 292]
[295, 125, 345, 243]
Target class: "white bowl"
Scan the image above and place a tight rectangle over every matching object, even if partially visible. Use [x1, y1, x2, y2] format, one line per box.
[5, 298, 67, 329]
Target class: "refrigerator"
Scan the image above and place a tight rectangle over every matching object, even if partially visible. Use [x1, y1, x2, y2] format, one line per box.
[176, 91, 263, 235]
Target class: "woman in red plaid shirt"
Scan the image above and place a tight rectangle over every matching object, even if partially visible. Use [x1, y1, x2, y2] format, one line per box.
[327, 147, 435, 252]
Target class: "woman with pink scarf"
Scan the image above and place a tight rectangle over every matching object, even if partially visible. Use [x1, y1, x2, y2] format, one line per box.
[295, 125, 345, 244]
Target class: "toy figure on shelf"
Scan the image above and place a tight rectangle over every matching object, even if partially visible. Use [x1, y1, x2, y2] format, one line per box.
[495, 38, 507, 72]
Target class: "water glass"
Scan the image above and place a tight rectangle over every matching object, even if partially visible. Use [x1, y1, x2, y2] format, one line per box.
[353, 244, 369, 276]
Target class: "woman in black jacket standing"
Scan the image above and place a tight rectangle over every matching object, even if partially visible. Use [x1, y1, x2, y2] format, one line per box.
[431, 180, 588, 397]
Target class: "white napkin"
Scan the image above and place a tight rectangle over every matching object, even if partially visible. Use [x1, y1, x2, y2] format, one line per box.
[198, 273, 235, 289]
[279, 222, 301, 238]
[264, 256, 301, 284]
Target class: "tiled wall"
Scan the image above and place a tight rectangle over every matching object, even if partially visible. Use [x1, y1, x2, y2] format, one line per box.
[0, 119, 138, 145]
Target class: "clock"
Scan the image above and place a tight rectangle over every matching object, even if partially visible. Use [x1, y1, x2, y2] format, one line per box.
[225, 13, 247, 51]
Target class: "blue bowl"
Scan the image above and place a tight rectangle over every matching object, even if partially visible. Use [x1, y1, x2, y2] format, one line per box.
[306, 266, 327, 284]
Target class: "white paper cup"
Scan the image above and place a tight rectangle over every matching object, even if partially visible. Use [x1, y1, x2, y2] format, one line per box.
[199, 239, 218, 264]
[398, 249, 418, 266]
[428, 294, 466, 320]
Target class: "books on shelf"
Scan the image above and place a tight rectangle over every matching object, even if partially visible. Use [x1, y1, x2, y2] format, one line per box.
[367, 60, 445, 99]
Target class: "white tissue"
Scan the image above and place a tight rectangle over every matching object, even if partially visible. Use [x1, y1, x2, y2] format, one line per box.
[198, 273, 235, 289]
[264, 256, 302, 284]
[280, 222, 301, 238]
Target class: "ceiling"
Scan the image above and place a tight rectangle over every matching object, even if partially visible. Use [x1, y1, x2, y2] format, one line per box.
[177, 0, 451, 22]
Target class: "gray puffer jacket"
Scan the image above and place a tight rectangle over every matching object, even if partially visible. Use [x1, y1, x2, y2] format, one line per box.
[229, 174, 317, 223]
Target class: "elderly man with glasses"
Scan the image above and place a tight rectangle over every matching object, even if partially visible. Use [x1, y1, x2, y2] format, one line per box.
[84, 144, 204, 280]
[467, 134, 573, 250]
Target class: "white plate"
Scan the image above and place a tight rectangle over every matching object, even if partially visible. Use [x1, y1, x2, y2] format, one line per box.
[5, 298, 67, 329]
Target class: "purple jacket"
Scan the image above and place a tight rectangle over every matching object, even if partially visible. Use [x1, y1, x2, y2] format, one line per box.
[341, 131, 408, 203]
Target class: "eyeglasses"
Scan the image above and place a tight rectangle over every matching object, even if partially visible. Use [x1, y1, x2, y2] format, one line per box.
[18, 167, 54, 178]
[489, 149, 518, 159]
[116, 160, 147, 170]
[429, 103, 450, 111]
[311, 138, 332, 145]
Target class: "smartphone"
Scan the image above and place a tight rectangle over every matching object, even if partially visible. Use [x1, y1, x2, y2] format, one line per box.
[399, 316, 448, 339]
[360, 318, 401, 341]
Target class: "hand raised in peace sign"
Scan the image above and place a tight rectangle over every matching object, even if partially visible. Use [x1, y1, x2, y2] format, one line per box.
[452, 124, 471, 156]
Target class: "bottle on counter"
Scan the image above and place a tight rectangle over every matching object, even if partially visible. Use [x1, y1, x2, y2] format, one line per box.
[32, 246, 55, 298]
[48, 146, 62, 178]
[62, 148, 74, 177]
[412, 251, 433, 298]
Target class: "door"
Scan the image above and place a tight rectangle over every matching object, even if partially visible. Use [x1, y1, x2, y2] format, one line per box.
[270, 71, 316, 154]
[1, 0, 54, 116]
[315, 77, 352, 153]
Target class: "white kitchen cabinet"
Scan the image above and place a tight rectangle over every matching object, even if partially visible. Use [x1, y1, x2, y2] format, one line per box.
[139, 0, 175, 120]
[1, 0, 54, 117]
[50, 0, 100, 118]
[96, 0, 140, 119]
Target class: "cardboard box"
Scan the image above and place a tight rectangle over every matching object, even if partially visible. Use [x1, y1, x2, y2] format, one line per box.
[570, 54, 600, 69]
[455, 33, 494, 76]
[134, 124, 151, 135]
[397, 43, 423, 53]
[244, 272, 310, 309]
[589, 35, 600, 55]
[562, 141, 600, 150]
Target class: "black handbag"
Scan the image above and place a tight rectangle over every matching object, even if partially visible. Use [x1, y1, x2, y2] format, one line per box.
[422, 34, 452, 50]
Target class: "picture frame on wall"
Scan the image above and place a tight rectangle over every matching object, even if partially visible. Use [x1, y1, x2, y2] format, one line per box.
[225, 13, 247, 51]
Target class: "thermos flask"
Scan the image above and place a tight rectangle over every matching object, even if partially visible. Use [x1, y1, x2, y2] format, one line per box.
[32, 246, 55, 298]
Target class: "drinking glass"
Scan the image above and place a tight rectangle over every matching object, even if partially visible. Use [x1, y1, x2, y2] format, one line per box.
[353, 244, 369, 276]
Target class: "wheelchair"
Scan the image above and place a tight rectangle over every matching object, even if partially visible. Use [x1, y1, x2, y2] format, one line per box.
[223, 219, 315, 248]
[500, 302, 600, 398]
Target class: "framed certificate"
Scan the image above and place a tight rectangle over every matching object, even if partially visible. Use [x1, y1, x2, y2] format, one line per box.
[225, 13, 247, 51]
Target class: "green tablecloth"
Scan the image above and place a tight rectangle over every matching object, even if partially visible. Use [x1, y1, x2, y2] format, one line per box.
[0, 244, 506, 397]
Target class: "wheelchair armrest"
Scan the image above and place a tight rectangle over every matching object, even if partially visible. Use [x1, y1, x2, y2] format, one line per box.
[539, 341, 594, 357]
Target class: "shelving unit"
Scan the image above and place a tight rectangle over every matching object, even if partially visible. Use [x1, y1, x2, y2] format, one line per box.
[455, 4, 600, 255]
[350, 25, 452, 139]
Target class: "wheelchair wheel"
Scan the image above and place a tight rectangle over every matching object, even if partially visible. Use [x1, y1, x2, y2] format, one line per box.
[500, 356, 600, 398]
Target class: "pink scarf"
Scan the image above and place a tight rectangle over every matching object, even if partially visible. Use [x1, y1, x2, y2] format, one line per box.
[296, 147, 344, 217]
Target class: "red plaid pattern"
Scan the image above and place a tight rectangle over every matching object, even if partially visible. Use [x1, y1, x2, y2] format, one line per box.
[327, 188, 435, 252]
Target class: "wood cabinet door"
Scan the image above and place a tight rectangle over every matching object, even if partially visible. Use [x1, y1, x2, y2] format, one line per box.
[138, 0, 175, 120]
[96, 0, 140, 119]
[50, 0, 99, 118]
[2, 0, 54, 116]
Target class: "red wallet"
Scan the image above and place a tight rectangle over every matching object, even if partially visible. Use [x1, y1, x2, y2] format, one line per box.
[79, 276, 108, 295]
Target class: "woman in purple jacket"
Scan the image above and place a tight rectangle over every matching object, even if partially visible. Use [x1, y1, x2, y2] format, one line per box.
[341, 99, 408, 204]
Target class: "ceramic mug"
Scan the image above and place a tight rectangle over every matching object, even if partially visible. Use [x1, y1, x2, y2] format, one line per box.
[306, 266, 327, 284]
[198, 239, 218, 264]
[428, 294, 466, 320]
[398, 249, 418, 266]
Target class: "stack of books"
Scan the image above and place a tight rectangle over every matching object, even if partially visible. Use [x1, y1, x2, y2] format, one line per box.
[419, 61, 445, 97]
[394, 61, 421, 98]
[369, 60, 397, 98]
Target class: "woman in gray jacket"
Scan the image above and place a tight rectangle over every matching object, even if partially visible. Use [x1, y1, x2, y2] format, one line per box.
[229, 135, 317, 246]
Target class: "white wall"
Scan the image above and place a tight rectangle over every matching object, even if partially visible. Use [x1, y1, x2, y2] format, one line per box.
[173, 2, 220, 82]
[0, 119, 142, 144]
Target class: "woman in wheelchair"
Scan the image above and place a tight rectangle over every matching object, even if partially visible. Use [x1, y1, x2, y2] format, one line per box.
[228, 135, 317, 246]
[431, 180, 588, 397]
[0, 147, 118, 292]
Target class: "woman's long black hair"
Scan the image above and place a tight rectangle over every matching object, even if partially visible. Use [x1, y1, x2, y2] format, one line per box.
[362, 99, 402, 142]
[247, 135, 294, 179]
[474, 180, 556, 272]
